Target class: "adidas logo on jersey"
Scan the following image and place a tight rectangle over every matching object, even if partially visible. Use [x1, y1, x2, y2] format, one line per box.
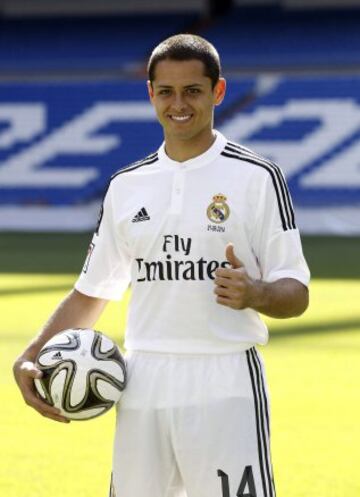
[132, 207, 150, 223]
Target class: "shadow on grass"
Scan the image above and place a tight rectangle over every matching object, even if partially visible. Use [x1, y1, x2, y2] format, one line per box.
[1, 317, 359, 343]
[1, 234, 360, 278]
[0, 233, 89, 274]
[0, 285, 73, 296]
[269, 318, 360, 339]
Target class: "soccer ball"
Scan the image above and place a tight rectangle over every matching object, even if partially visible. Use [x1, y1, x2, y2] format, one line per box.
[34, 328, 126, 420]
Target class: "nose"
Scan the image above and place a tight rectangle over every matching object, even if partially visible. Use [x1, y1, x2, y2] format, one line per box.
[171, 92, 187, 112]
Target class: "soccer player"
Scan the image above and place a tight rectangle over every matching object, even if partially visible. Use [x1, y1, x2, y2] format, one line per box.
[14, 34, 310, 497]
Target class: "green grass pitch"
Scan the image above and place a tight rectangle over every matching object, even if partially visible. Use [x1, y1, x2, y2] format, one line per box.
[0, 234, 359, 497]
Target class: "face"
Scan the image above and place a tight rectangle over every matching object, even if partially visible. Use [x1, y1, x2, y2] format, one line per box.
[148, 58, 226, 143]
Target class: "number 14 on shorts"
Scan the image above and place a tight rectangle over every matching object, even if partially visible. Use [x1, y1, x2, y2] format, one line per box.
[218, 466, 257, 497]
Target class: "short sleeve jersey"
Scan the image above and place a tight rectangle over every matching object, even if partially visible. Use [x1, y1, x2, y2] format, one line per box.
[75, 131, 310, 353]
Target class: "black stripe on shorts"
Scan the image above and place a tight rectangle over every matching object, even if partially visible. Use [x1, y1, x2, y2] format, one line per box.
[109, 472, 115, 497]
[246, 348, 276, 497]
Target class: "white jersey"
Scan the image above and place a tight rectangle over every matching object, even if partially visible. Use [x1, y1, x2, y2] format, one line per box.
[75, 131, 310, 353]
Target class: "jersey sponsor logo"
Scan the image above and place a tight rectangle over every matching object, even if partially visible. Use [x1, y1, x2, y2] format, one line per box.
[207, 193, 230, 224]
[135, 234, 231, 282]
[132, 207, 150, 223]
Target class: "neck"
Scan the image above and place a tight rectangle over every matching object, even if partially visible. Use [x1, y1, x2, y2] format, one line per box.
[164, 128, 216, 163]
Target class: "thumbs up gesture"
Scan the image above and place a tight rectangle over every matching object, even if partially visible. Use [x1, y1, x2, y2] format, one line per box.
[214, 243, 256, 310]
[225, 243, 244, 270]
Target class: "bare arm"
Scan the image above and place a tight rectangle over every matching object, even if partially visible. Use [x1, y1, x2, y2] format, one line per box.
[13, 289, 108, 422]
[19, 289, 108, 362]
[223, 276, 309, 318]
[214, 244, 309, 318]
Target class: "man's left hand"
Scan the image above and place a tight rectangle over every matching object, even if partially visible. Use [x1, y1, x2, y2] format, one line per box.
[214, 243, 258, 310]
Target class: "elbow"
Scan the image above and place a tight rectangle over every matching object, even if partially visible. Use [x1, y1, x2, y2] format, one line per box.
[256, 279, 310, 319]
[274, 284, 309, 319]
[291, 284, 309, 318]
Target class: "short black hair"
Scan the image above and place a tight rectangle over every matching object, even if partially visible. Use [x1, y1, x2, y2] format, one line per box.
[147, 34, 221, 89]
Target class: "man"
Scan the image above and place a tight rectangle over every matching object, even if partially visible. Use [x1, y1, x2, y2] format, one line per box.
[14, 34, 310, 497]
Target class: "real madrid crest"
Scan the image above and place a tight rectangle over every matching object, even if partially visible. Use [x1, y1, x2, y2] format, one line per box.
[207, 193, 230, 224]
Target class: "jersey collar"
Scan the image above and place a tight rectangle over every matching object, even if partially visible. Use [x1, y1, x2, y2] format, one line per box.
[157, 130, 227, 170]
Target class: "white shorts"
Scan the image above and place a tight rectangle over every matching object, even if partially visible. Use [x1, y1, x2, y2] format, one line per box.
[110, 347, 276, 497]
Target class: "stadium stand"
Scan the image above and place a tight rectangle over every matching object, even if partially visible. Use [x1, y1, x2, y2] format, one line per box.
[1, 7, 360, 75]
[202, 7, 360, 70]
[0, 14, 198, 74]
[0, 78, 255, 206]
[0, 2, 359, 233]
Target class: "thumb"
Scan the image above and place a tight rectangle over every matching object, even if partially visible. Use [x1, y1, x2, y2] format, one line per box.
[20, 360, 42, 379]
[225, 243, 244, 269]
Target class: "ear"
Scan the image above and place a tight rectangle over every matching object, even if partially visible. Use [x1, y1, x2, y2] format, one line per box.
[213, 78, 226, 106]
[147, 80, 154, 103]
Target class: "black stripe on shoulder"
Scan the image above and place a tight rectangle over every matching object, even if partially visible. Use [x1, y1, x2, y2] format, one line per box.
[221, 149, 288, 231]
[110, 152, 159, 181]
[226, 142, 296, 229]
[221, 144, 296, 231]
[95, 152, 158, 234]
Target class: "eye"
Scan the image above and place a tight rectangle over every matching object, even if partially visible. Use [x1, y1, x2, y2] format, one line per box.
[186, 88, 201, 95]
[158, 89, 171, 96]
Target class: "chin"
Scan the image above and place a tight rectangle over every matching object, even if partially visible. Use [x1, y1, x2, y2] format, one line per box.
[166, 127, 196, 140]
[175, 131, 198, 141]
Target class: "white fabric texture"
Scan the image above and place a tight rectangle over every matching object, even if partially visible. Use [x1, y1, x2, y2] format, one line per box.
[75, 131, 310, 352]
[112, 349, 275, 497]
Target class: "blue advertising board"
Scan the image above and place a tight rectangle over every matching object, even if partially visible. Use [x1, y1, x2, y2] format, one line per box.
[0, 76, 359, 233]
[0, 79, 253, 206]
[220, 76, 360, 209]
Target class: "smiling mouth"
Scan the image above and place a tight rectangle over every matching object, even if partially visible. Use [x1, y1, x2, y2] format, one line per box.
[168, 114, 193, 122]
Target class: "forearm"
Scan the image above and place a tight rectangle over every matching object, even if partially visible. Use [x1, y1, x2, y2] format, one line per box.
[251, 278, 309, 319]
[20, 289, 108, 361]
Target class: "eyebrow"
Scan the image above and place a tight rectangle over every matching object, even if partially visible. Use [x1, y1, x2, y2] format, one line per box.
[156, 83, 204, 89]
